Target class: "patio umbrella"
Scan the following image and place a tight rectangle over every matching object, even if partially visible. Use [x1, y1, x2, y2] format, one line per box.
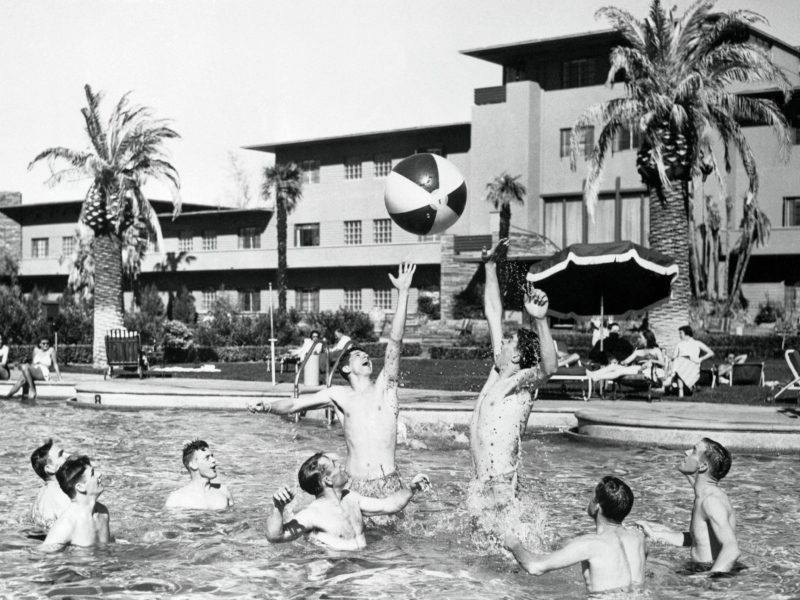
[526, 241, 679, 349]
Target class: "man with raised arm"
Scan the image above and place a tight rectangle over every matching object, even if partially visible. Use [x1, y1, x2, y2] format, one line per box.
[41, 456, 110, 551]
[636, 438, 740, 573]
[505, 476, 647, 594]
[248, 262, 416, 511]
[266, 452, 430, 551]
[165, 440, 234, 510]
[30, 439, 71, 531]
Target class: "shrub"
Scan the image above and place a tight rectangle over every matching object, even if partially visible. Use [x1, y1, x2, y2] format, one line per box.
[305, 309, 378, 344]
[430, 346, 492, 360]
[54, 290, 93, 345]
[170, 285, 197, 324]
[755, 298, 784, 325]
[124, 285, 165, 346]
[452, 284, 485, 319]
[417, 288, 441, 320]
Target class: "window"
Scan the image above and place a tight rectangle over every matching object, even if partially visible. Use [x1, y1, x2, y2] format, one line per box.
[544, 199, 583, 248]
[587, 199, 616, 244]
[300, 160, 320, 184]
[418, 234, 442, 242]
[785, 197, 800, 227]
[613, 124, 642, 152]
[344, 289, 362, 311]
[373, 219, 392, 244]
[202, 290, 217, 311]
[560, 127, 593, 158]
[179, 230, 193, 252]
[561, 58, 596, 88]
[345, 156, 362, 180]
[62, 236, 76, 257]
[296, 288, 319, 313]
[238, 227, 261, 249]
[374, 154, 392, 177]
[344, 221, 362, 245]
[32, 238, 49, 259]
[544, 194, 648, 247]
[202, 230, 217, 251]
[559, 129, 571, 158]
[239, 289, 261, 312]
[374, 289, 393, 310]
[295, 223, 320, 247]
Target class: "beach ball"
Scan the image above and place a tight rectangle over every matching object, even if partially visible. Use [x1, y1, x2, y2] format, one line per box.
[384, 153, 467, 236]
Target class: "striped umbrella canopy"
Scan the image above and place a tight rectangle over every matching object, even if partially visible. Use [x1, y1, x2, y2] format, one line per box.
[526, 241, 678, 320]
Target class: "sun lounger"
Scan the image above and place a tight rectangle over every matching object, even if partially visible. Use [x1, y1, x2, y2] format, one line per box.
[534, 366, 590, 401]
[728, 362, 765, 387]
[774, 349, 800, 400]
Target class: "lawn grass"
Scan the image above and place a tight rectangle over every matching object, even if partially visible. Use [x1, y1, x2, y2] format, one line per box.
[62, 356, 799, 406]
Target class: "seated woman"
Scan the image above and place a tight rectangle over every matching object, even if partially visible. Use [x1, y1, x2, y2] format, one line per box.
[717, 352, 748, 385]
[5, 337, 62, 401]
[0, 333, 9, 381]
[662, 325, 714, 393]
[585, 329, 665, 399]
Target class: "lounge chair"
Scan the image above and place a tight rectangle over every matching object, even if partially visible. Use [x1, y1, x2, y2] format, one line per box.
[610, 364, 662, 402]
[727, 362, 765, 387]
[534, 366, 591, 400]
[774, 349, 800, 400]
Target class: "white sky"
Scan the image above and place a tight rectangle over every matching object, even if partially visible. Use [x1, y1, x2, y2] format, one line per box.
[0, 0, 796, 208]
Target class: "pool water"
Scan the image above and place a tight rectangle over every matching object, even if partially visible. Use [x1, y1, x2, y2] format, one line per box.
[1, 401, 799, 599]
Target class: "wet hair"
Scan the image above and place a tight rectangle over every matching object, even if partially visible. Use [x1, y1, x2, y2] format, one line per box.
[679, 325, 694, 338]
[298, 452, 329, 496]
[701, 438, 732, 480]
[640, 329, 658, 349]
[31, 439, 54, 481]
[516, 328, 541, 369]
[595, 476, 634, 523]
[337, 345, 365, 381]
[182, 439, 209, 470]
[57, 455, 92, 499]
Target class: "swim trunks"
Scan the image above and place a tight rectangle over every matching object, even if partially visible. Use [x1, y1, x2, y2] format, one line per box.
[346, 470, 405, 528]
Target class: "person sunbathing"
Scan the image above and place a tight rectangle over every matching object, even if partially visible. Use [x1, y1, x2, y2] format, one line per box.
[585, 329, 665, 399]
[717, 353, 748, 385]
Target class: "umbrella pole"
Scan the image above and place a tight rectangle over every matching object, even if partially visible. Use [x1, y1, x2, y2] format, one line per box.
[600, 295, 604, 353]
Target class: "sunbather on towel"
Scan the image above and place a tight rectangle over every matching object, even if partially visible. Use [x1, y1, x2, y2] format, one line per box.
[585, 329, 665, 399]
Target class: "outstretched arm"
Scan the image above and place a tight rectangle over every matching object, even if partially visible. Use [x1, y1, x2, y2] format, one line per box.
[357, 474, 430, 516]
[504, 533, 592, 576]
[384, 262, 416, 383]
[482, 239, 509, 356]
[635, 520, 690, 547]
[247, 387, 336, 416]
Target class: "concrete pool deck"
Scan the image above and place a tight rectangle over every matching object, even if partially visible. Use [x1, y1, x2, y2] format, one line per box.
[31, 374, 799, 454]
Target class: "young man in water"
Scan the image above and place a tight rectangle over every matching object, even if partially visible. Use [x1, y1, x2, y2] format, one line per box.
[470, 239, 558, 486]
[505, 476, 647, 594]
[637, 438, 740, 573]
[165, 440, 234, 510]
[41, 456, 110, 551]
[266, 452, 430, 550]
[248, 262, 416, 509]
[30, 439, 72, 530]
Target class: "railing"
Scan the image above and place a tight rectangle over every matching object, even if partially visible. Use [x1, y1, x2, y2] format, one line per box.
[474, 86, 506, 105]
[454, 234, 493, 253]
[292, 339, 336, 426]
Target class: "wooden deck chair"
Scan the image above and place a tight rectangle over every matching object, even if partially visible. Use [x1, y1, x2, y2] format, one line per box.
[774, 349, 800, 400]
[729, 362, 765, 387]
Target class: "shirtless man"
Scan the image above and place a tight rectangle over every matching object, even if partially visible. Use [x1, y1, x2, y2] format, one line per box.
[248, 262, 416, 501]
[637, 438, 740, 573]
[165, 440, 234, 510]
[266, 452, 430, 550]
[505, 476, 646, 594]
[30, 439, 71, 531]
[41, 456, 110, 551]
[470, 239, 558, 486]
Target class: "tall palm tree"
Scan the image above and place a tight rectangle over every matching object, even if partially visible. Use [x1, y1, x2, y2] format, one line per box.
[29, 85, 180, 368]
[726, 195, 771, 313]
[570, 0, 791, 347]
[485, 173, 526, 260]
[262, 162, 303, 310]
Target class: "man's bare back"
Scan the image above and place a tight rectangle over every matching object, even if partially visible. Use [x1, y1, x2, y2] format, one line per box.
[42, 502, 110, 550]
[577, 526, 646, 593]
[31, 481, 71, 530]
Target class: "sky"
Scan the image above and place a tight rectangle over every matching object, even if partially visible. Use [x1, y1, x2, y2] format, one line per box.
[1, 0, 797, 208]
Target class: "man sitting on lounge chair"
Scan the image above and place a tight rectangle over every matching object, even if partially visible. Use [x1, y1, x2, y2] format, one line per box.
[717, 353, 748, 385]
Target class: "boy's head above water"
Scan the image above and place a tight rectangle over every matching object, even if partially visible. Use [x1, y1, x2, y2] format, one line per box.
[495, 329, 541, 372]
[589, 476, 634, 524]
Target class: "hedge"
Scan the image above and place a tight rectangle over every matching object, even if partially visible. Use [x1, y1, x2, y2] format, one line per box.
[430, 346, 492, 360]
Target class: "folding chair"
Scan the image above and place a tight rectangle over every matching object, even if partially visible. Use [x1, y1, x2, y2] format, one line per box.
[728, 362, 765, 387]
[774, 349, 800, 400]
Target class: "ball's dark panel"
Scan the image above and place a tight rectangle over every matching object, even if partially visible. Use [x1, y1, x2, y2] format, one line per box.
[389, 204, 436, 236]
[446, 181, 467, 217]
[392, 153, 439, 193]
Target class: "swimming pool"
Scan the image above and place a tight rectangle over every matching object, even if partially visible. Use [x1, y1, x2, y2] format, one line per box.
[1, 401, 798, 599]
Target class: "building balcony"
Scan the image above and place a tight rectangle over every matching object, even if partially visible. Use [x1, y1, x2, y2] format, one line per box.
[474, 86, 506, 105]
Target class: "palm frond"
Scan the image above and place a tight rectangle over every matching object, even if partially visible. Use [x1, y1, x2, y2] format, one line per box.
[596, 6, 645, 53]
[82, 85, 110, 162]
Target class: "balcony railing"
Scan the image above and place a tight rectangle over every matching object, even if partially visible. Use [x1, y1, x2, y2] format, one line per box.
[454, 235, 493, 253]
[474, 86, 506, 105]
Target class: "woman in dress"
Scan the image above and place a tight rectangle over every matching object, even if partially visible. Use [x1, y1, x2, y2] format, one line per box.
[5, 337, 62, 400]
[662, 325, 714, 393]
[0, 333, 10, 381]
[586, 329, 665, 399]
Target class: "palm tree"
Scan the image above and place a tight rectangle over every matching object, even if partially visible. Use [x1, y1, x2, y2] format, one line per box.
[570, 0, 792, 347]
[29, 85, 180, 368]
[262, 163, 303, 310]
[726, 195, 771, 313]
[485, 173, 526, 259]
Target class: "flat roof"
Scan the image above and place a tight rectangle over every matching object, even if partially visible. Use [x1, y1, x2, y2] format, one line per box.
[0, 199, 222, 224]
[245, 122, 471, 153]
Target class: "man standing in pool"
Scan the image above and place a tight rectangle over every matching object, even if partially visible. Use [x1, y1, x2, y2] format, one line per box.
[30, 439, 71, 530]
[636, 438, 740, 573]
[41, 456, 110, 551]
[248, 262, 416, 520]
[165, 440, 234, 510]
[467, 239, 557, 544]
[267, 452, 430, 550]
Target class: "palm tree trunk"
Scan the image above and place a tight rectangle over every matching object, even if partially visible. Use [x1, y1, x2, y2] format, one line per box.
[276, 199, 288, 310]
[647, 183, 692, 352]
[92, 234, 125, 368]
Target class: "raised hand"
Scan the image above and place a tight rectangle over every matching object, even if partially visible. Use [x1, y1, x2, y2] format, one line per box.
[410, 473, 431, 493]
[481, 238, 509, 263]
[523, 281, 549, 320]
[388, 262, 416, 292]
[273, 486, 296, 511]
